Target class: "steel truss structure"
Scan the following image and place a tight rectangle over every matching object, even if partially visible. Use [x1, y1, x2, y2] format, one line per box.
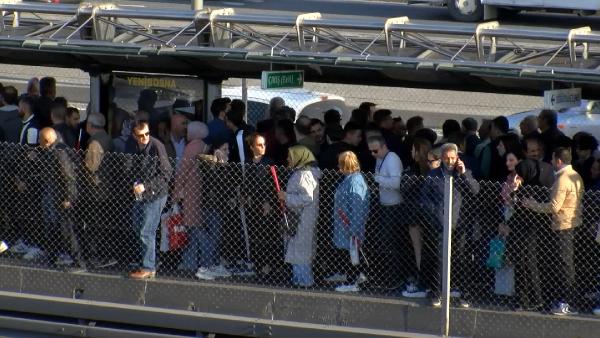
[2, 1, 600, 92]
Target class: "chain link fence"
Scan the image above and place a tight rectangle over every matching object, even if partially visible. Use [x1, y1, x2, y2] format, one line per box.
[0, 142, 439, 295]
[1, 140, 600, 336]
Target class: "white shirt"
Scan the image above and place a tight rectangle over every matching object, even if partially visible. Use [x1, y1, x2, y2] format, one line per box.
[171, 134, 186, 162]
[236, 129, 245, 164]
[19, 115, 38, 146]
[374, 151, 403, 206]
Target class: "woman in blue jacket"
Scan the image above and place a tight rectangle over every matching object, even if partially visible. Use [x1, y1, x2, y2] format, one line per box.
[331, 151, 370, 292]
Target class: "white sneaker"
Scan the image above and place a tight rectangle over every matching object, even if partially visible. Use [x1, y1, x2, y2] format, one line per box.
[23, 247, 44, 260]
[552, 302, 577, 316]
[450, 289, 462, 298]
[0, 241, 8, 254]
[55, 253, 74, 266]
[210, 264, 232, 278]
[324, 273, 347, 283]
[593, 307, 600, 316]
[195, 267, 216, 280]
[356, 272, 368, 285]
[335, 284, 360, 293]
[10, 239, 30, 254]
[432, 297, 442, 308]
[458, 299, 470, 308]
[402, 283, 428, 299]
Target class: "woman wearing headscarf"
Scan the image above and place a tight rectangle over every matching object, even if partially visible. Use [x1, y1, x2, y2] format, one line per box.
[174, 122, 210, 272]
[331, 151, 370, 292]
[278, 145, 321, 287]
[500, 158, 554, 311]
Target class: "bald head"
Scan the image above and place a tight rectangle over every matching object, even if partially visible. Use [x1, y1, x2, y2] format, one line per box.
[39, 127, 58, 148]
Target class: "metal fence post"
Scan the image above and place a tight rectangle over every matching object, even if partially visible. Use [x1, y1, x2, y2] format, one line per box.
[192, 0, 203, 11]
[441, 176, 453, 337]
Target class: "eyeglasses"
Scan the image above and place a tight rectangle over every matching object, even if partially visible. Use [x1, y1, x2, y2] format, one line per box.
[135, 132, 150, 138]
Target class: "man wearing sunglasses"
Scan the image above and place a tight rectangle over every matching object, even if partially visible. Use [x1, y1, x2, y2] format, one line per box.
[126, 121, 172, 279]
[367, 135, 403, 288]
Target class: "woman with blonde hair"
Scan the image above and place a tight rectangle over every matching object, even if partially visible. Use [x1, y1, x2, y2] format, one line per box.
[331, 151, 370, 292]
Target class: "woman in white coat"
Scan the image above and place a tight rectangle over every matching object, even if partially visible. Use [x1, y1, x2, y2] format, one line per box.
[278, 145, 321, 287]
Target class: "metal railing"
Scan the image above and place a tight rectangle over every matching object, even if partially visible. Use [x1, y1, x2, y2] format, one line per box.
[2, 2, 600, 83]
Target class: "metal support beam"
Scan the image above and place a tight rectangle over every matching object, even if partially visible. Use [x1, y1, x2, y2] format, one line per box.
[384, 16, 409, 55]
[295, 12, 321, 51]
[476, 21, 499, 62]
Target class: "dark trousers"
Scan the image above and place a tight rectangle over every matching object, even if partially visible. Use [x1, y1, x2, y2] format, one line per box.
[513, 226, 543, 308]
[551, 228, 576, 305]
[373, 204, 404, 287]
[43, 208, 83, 266]
[80, 199, 113, 262]
[432, 227, 470, 299]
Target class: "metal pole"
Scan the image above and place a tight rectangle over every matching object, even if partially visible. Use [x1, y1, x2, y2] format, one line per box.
[192, 0, 203, 11]
[241, 78, 248, 122]
[441, 176, 453, 337]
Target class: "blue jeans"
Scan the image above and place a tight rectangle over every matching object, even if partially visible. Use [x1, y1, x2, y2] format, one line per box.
[292, 264, 314, 287]
[132, 196, 167, 271]
[180, 208, 221, 270]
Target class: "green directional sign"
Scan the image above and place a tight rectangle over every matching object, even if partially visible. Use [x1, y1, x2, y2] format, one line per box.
[261, 70, 304, 90]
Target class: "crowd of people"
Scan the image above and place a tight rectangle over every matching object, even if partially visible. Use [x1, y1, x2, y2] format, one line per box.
[1, 78, 600, 317]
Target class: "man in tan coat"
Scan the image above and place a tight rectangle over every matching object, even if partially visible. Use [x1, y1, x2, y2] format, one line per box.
[523, 147, 584, 316]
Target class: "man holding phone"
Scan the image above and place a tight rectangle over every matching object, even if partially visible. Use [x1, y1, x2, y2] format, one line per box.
[422, 143, 479, 308]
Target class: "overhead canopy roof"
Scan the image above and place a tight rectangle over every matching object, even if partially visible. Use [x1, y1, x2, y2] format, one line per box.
[2, 2, 600, 97]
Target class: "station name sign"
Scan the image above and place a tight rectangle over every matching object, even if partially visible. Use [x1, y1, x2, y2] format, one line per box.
[127, 76, 177, 89]
[544, 88, 581, 111]
[261, 70, 304, 90]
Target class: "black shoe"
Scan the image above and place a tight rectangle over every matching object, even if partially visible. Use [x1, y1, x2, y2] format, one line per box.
[514, 303, 543, 312]
[92, 258, 118, 269]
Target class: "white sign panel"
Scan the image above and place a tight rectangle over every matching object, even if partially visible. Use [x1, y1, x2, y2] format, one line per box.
[543, 88, 581, 111]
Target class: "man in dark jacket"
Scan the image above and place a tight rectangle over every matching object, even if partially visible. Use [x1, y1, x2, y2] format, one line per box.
[81, 113, 117, 268]
[18, 96, 40, 146]
[422, 143, 480, 307]
[126, 121, 172, 279]
[538, 109, 572, 163]
[50, 103, 76, 148]
[226, 99, 255, 164]
[319, 121, 362, 170]
[33, 77, 56, 128]
[225, 99, 256, 275]
[0, 86, 21, 143]
[38, 127, 85, 272]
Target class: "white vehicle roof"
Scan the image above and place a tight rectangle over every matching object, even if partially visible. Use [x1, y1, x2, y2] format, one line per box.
[507, 100, 600, 140]
[221, 86, 350, 123]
